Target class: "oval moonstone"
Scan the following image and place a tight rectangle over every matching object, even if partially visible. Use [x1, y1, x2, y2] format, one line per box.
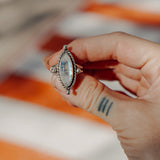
[59, 53, 74, 87]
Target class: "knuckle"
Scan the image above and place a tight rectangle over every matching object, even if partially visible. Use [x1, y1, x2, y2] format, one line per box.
[111, 31, 128, 37]
[79, 79, 105, 111]
[109, 32, 130, 59]
[69, 38, 85, 48]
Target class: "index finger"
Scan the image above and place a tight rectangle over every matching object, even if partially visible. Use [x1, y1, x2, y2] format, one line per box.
[46, 32, 160, 69]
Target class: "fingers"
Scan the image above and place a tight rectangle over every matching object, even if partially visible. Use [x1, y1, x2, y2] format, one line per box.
[85, 63, 142, 81]
[85, 65, 147, 96]
[43, 32, 160, 88]
[85, 69, 117, 81]
[115, 64, 141, 81]
[83, 60, 118, 69]
[50, 32, 159, 68]
[116, 73, 149, 97]
[42, 32, 156, 129]
[116, 73, 139, 95]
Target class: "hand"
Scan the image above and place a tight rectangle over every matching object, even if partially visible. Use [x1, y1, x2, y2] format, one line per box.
[43, 32, 160, 160]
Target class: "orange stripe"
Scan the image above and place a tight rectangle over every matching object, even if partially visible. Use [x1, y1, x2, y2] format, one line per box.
[0, 75, 107, 125]
[84, 3, 160, 26]
[0, 139, 65, 160]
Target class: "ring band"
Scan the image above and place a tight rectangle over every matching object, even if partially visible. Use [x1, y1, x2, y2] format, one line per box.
[50, 45, 83, 95]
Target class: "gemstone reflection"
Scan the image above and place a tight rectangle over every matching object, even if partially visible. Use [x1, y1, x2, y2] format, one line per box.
[59, 53, 73, 87]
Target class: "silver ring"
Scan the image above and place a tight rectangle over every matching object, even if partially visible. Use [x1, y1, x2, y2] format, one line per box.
[50, 45, 83, 95]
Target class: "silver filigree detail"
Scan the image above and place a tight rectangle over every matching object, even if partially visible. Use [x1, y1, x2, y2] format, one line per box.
[50, 45, 83, 95]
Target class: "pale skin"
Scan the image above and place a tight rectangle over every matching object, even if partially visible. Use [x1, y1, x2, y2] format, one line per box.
[43, 32, 160, 160]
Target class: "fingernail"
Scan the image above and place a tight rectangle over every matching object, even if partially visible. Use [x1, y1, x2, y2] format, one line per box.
[43, 55, 52, 65]
[42, 55, 53, 70]
[48, 53, 60, 66]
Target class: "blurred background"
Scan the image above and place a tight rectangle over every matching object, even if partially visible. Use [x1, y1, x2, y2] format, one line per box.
[0, 0, 160, 160]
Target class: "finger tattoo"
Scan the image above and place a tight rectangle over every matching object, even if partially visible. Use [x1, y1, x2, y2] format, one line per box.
[98, 97, 113, 116]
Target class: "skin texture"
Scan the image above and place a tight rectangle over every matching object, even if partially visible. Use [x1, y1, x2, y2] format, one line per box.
[43, 32, 160, 160]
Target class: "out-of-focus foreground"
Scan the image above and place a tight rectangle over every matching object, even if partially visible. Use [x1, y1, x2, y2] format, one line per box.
[0, 0, 160, 160]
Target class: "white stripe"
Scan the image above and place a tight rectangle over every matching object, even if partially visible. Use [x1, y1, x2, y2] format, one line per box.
[0, 96, 127, 160]
[57, 12, 160, 43]
[100, 0, 160, 13]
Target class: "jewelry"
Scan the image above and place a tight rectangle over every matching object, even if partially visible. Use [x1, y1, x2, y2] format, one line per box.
[50, 45, 83, 95]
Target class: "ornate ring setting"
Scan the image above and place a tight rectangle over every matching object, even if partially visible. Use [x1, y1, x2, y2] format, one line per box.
[50, 45, 83, 95]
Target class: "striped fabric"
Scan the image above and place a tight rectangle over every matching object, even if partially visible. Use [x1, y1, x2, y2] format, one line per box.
[0, 1, 160, 160]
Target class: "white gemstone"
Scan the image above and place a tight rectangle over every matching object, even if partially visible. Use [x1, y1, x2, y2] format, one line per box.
[59, 53, 73, 87]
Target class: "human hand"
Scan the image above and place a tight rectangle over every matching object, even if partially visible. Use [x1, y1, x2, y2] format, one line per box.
[43, 32, 160, 160]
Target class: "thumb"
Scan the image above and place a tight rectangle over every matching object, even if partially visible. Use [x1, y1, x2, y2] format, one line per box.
[51, 71, 135, 128]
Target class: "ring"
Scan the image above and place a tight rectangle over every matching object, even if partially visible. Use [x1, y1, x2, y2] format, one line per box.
[50, 45, 83, 95]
